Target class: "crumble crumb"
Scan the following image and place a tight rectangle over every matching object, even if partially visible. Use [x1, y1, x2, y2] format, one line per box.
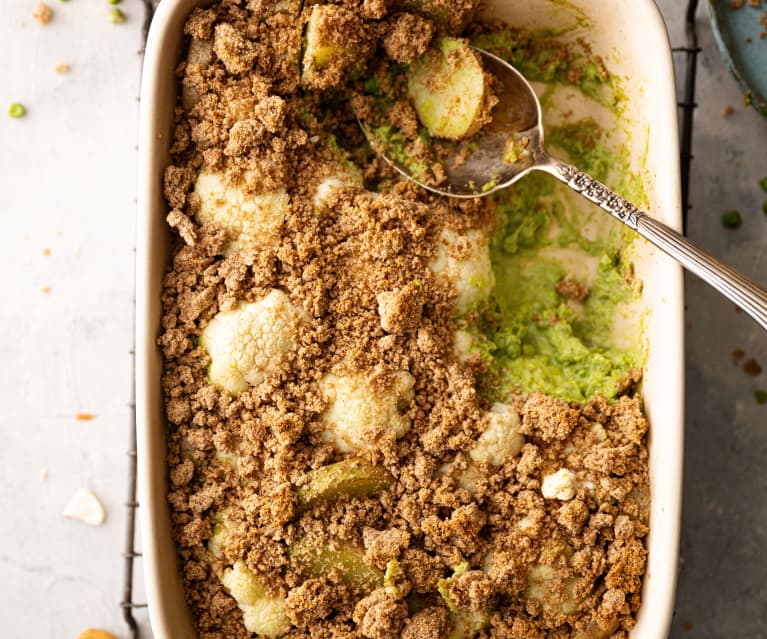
[382, 13, 434, 64]
[33, 2, 52, 25]
[555, 277, 589, 301]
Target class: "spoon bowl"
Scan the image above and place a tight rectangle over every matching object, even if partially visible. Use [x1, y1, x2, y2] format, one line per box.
[360, 47, 767, 331]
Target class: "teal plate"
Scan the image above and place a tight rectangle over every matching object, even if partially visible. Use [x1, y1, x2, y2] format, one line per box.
[707, 0, 767, 115]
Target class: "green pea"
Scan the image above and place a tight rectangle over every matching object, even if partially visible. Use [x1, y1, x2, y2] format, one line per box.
[8, 103, 26, 118]
[108, 7, 125, 22]
[721, 210, 742, 229]
[760, 177, 767, 193]
[108, 0, 122, 4]
[762, 201, 767, 215]
[754, 390, 767, 405]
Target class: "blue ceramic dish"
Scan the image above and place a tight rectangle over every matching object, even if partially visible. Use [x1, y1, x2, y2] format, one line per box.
[707, 0, 767, 115]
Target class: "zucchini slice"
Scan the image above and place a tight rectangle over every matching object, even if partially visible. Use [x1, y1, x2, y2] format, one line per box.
[408, 37, 492, 140]
[297, 459, 393, 508]
[290, 538, 384, 594]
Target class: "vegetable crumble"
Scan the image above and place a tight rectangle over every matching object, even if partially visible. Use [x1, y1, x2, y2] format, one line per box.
[160, 2, 650, 638]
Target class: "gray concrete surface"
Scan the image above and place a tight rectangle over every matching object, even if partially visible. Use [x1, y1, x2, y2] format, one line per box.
[659, 1, 767, 638]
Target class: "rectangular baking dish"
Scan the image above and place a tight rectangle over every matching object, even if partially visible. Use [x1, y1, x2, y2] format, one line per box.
[136, 1, 684, 637]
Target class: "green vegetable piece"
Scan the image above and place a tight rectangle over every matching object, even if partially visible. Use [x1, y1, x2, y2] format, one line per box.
[408, 37, 491, 140]
[290, 538, 384, 594]
[302, 4, 367, 84]
[762, 201, 767, 215]
[108, 7, 125, 23]
[526, 563, 580, 616]
[761, 177, 767, 193]
[721, 210, 742, 230]
[574, 618, 620, 639]
[755, 390, 767, 405]
[304, 5, 339, 71]
[8, 102, 26, 118]
[437, 563, 491, 638]
[437, 562, 470, 612]
[297, 459, 393, 508]
[384, 559, 409, 598]
[207, 508, 234, 560]
[108, 0, 122, 4]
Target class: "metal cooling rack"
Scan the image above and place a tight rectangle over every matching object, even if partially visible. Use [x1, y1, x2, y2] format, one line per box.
[121, 1, 702, 636]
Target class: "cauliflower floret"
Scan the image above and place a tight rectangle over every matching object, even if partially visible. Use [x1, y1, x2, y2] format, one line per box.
[314, 176, 347, 210]
[429, 228, 495, 315]
[313, 172, 365, 210]
[454, 330, 477, 363]
[194, 171, 289, 255]
[440, 404, 524, 493]
[221, 561, 291, 638]
[320, 370, 416, 452]
[200, 289, 303, 396]
[469, 403, 525, 466]
[541, 468, 578, 501]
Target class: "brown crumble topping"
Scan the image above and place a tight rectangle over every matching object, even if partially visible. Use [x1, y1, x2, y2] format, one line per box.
[743, 358, 763, 376]
[382, 13, 435, 64]
[555, 277, 589, 302]
[33, 2, 52, 25]
[161, 2, 651, 638]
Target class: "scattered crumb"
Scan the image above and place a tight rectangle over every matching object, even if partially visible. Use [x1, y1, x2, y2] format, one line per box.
[33, 2, 52, 25]
[63, 489, 106, 526]
[43, 248, 51, 256]
[722, 105, 735, 118]
[55, 63, 71, 74]
[41, 286, 51, 294]
[75, 413, 97, 421]
[721, 210, 742, 229]
[743, 358, 763, 376]
[40, 467, 48, 482]
[732, 348, 745, 364]
[729, 0, 745, 8]
[77, 629, 118, 639]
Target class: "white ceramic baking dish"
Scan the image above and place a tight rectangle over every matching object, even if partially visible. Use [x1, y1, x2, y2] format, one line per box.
[137, 1, 684, 637]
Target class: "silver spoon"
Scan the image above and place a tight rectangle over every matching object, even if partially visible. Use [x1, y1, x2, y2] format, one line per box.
[362, 47, 767, 331]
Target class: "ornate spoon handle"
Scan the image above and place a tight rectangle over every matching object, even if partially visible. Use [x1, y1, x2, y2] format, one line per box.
[538, 155, 767, 332]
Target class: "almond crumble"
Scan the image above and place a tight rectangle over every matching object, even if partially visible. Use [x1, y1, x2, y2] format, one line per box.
[160, 2, 650, 638]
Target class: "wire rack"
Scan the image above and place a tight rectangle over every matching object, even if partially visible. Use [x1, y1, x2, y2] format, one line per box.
[121, 1, 702, 637]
